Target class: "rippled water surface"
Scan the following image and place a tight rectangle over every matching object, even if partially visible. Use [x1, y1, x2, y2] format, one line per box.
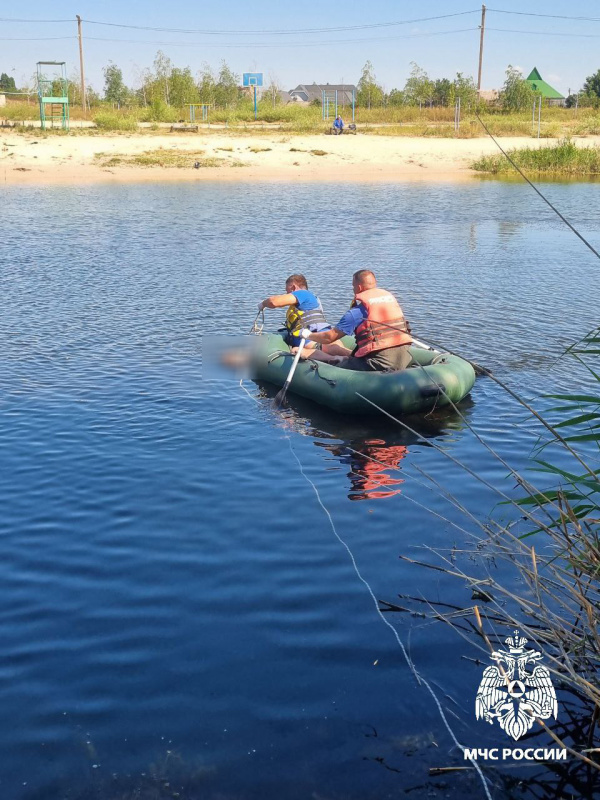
[1, 180, 599, 799]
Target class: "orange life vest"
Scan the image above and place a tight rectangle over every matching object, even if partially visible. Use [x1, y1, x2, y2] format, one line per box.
[353, 288, 412, 359]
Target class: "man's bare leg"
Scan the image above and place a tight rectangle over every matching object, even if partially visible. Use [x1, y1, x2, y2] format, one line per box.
[289, 348, 345, 365]
[322, 343, 353, 357]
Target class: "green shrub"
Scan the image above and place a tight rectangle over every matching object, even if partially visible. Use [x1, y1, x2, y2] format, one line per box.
[93, 112, 138, 131]
[472, 138, 600, 174]
[140, 99, 179, 123]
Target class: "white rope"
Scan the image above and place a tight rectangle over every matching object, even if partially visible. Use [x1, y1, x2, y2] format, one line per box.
[238, 378, 492, 798]
[285, 436, 493, 800]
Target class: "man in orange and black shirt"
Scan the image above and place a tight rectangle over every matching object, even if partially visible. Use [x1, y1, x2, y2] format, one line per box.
[298, 269, 412, 372]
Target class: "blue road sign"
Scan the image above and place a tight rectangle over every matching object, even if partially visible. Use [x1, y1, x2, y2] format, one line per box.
[243, 73, 263, 87]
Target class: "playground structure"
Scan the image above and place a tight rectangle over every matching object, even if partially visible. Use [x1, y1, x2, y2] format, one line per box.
[37, 61, 69, 130]
[189, 104, 210, 123]
[322, 88, 355, 123]
[243, 73, 263, 121]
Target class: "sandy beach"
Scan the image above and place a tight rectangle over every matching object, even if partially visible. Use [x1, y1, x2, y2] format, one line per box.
[2, 131, 599, 185]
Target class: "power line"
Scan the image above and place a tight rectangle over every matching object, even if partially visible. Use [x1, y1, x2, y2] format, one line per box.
[487, 26, 600, 38]
[0, 36, 76, 41]
[0, 10, 480, 35]
[487, 8, 600, 23]
[79, 27, 479, 49]
[81, 10, 480, 35]
[0, 17, 73, 22]
[5, 25, 600, 46]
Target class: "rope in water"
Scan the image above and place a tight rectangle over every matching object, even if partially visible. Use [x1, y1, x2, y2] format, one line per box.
[285, 435, 493, 800]
[238, 380, 493, 799]
[475, 112, 600, 263]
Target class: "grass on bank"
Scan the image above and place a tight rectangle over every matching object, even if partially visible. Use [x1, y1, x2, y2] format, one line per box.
[5, 98, 600, 138]
[93, 148, 245, 168]
[472, 138, 600, 175]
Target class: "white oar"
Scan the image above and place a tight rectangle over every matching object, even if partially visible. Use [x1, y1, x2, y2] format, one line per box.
[274, 337, 307, 406]
[411, 336, 436, 352]
[411, 335, 489, 375]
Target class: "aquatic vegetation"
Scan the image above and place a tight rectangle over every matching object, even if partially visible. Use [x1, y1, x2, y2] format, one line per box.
[386, 326, 600, 776]
[472, 138, 600, 175]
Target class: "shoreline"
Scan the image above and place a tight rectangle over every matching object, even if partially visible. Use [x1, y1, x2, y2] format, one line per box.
[3, 132, 600, 186]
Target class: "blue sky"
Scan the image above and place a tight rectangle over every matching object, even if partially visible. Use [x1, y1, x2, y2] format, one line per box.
[2, 1, 600, 96]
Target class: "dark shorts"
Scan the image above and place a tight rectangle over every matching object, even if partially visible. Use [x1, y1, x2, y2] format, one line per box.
[338, 345, 412, 372]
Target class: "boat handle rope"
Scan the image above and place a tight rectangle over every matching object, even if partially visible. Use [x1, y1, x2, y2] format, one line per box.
[267, 350, 289, 364]
[249, 308, 265, 335]
[308, 361, 337, 387]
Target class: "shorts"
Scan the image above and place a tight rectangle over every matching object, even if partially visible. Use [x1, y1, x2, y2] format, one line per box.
[337, 345, 412, 372]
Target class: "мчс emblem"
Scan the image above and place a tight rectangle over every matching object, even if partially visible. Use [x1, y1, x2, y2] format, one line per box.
[475, 630, 557, 741]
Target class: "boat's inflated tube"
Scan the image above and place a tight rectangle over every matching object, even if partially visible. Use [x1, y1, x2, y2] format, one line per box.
[251, 333, 476, 416]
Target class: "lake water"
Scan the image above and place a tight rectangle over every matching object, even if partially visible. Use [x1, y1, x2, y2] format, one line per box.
[1, 180, 599, 799]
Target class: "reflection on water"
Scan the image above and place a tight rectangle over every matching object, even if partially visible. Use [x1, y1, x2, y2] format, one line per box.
[258, 384, 475, 502]
[318, 438, 408, 502]
[1, 180, 600, 799]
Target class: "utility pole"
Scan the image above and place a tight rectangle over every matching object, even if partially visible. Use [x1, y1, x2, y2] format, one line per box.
[477, 4, 486, 98]
[76, 15, 87, 115]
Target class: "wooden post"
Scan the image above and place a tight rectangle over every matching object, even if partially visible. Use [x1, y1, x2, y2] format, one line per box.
[76, 15, 87, 116]
[477, 4, 486, 98]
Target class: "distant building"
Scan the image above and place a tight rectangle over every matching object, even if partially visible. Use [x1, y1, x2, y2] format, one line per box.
[525, 68, 565, 106]
[0, 94, 6, 107]
[479, 89, 499, 103]
[288, 83, 357, 105]
[240, 86, 294, 105]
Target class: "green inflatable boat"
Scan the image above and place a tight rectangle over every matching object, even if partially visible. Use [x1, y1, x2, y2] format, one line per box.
[251, 333, 476, 416]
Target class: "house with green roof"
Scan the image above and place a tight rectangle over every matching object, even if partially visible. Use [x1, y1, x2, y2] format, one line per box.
[525, 68, 565, 106]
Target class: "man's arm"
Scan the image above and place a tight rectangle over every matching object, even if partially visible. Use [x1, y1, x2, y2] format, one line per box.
[259, 293, 297, 310]
[303, 306, 362, 343]
[302, 327, 345, 345]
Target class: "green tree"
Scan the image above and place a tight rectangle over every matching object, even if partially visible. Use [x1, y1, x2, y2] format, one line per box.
[452, 72, 477, 108]
[169, 66, 198, 107]
[197, 64, 216, 105]
[153, 50, 173, 104]
[136, 68, 155, 107]
[214, 61, 240, 107]
[103, 62, 129, 105]
[500, 65, 535, 111]
[403, 63, 434, 107]
[264, 73, 282, 108]
[433, 78, 452, 106]
[582, 68, 600, 98]
[357, 60, 384, 109]
[0, 72, 17, 92]
[387, 88, 404, 106]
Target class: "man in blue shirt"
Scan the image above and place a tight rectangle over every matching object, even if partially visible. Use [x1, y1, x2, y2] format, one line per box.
[258, 274, 330, 350]
[333, 115, 344, 134]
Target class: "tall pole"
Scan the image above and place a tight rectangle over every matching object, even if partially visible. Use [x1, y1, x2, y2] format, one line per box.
[477, 4, 486, 98]
[76, 15, 87, 116]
